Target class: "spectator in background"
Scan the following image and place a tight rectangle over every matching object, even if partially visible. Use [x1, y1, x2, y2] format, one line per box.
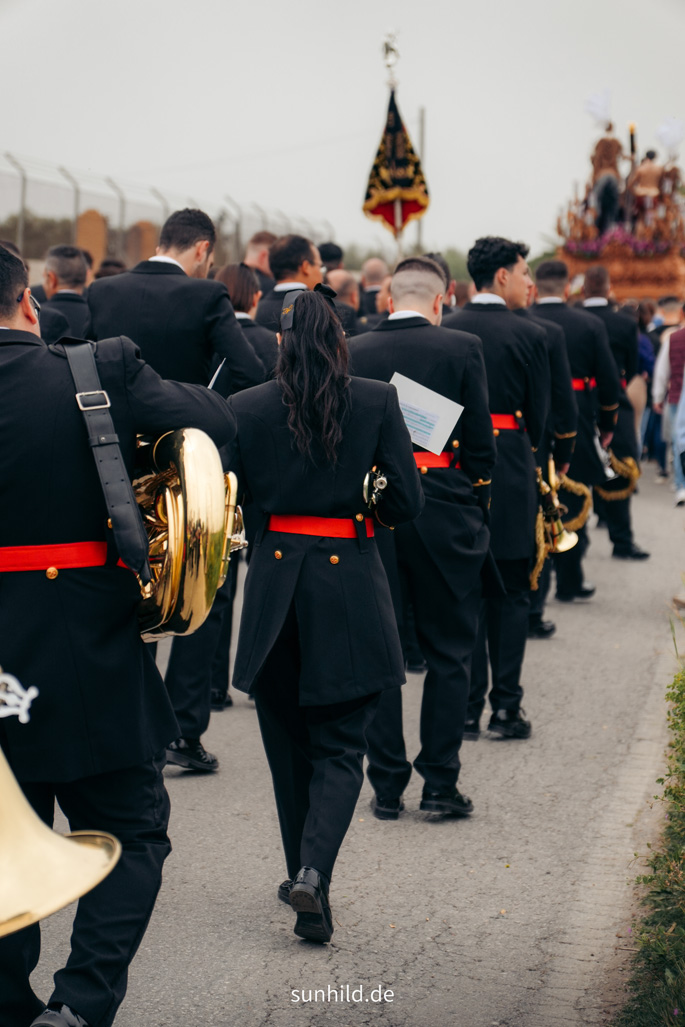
[359, 257, 390, 316]
[646, 296, 684, 480]
[243, 230, 277, 297]
[653, 306, 685, 505]
[43, 244, 91, 338]
[319, 242, 344, 272]
[621, 300, 655, 448]
[94, 257, 127, 279]
[326, 268, 362, 336]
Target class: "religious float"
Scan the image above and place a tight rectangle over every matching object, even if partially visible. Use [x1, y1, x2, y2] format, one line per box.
[557, 95, 685, 300]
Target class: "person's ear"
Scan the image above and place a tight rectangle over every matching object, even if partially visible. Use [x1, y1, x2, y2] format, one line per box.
[20, 289, 38, 325]
[495, 267, 508, 289]
[434, 293, 443, 316]
[388, 296, 395, 314]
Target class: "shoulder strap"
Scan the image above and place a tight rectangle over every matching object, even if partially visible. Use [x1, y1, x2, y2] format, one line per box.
[61, 339, 151, 584]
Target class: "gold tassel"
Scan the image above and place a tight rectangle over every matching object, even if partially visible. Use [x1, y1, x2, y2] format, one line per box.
[594, 451, 641, 502]
[529, 508, 547, 591]
[557, 473, 593, 531]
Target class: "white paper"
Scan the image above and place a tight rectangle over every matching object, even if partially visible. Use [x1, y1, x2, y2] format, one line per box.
[389, 372, 464, 455]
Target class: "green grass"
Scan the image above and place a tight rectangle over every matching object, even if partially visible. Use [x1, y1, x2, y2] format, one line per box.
[613, 668, 685, 1026]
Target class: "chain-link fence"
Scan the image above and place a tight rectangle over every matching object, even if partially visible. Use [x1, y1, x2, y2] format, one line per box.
[0, 153, 334, 269]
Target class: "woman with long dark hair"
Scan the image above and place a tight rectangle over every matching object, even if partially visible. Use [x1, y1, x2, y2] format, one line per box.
[228, 286, 423, 943]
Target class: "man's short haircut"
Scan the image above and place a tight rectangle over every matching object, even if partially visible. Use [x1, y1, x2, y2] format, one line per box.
[247, 230, 277, 249]
[646, 149, 657, 161]
[424, 252, 450, 290]
[319, 242, 344, 268]
[467, 236, 529, 291]
[361, 257, 390, 285]
[0, 239, 21, 258]
[214, 263, 260, 312]
[0, 245, 29, 319]
[328, 271, 357, 304]
[268, 234, 316, 283]
[535, 259, 570, 284]
[94, 258, 128, 279]
[583, 264, 610, 296]
[45, 245, 88, 289]
[81, 248, 93, 269]
[159, 208, 216, 253]
[391, 256, 445, 307]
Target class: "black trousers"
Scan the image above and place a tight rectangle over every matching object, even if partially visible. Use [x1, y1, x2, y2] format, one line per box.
[469, 557, 530, 722]
[0, 756, 170, 1027]
[528, 558, 551, 621]
[253, 604, 380, 882]
[366, 523, 481, 797]
[210, 554, 241, 699]
[164, 573, 234, 737]
[593, 486, 633, 549]
[554, 489, 591, 597]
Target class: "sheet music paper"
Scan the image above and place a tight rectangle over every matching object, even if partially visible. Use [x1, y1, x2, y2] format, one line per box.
[389, 372, 464, 455]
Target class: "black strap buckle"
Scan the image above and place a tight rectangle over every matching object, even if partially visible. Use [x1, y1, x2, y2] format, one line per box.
[76, 390, 111, 411]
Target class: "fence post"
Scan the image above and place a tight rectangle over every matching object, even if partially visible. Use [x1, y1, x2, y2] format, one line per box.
[150, 187, 170, 222]
[4, 153, 27, 254]
[58, 166, 80, 244]
[104, 177, 126, 258]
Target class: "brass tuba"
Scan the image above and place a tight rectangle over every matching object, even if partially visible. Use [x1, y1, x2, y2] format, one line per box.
[133, 429, 247, 641]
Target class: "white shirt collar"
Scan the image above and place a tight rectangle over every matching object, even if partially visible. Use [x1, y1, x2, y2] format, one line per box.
[583, 297, 609, 307]
[273, 281, 307, 293]
[537, 297, 564, 304]
[149, 255, 185, 271]
[387, 309, 429, 321]
[471, 292, 506, 306]
[235, 311, 251, 320]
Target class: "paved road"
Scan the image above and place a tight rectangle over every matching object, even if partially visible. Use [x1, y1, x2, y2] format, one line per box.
[35, 473, 681, 1026]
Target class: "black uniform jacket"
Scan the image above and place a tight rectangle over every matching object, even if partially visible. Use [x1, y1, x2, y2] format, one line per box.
[255, 285, 305, 333]
[228, 377, 424, 704]
[0, 331, 235, 783]
[349, 316, 495, 600]
[39, 305, 70, 345]
[582, 302, 639, 461]
[45, 291, 91, 338]
[517, 308, 577, 468]
[236, 316, 279, 378]
[532, 301, 620, 485]
[87, 260, 264, 395]
[444, 303, 550, 560]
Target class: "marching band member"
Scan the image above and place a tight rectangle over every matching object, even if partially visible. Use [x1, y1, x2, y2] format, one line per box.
[0, 246, 234, 1027]
[228, 286, 423, 943]
[446, 237, 550, 740]
[350, 256, 496, 819]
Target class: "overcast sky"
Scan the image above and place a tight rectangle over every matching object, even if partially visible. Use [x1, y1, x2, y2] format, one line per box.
[2, 0, 684, 259]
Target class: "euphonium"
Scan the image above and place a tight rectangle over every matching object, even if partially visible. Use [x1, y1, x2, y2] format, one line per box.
[133, 429, 247, 641]
[536, 464, 578, 554]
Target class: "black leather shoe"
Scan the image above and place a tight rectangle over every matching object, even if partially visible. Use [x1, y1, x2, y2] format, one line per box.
[290, 867, 333, 943]
[166, 737, 219, 772]
[488, 708, 532, 739]
[278, 879, 293, 904]
[210, 690, 233, 711]
[405, 658, 427, 674]
[528, 618, 556, 639]
[420, 787, 473, 816]
[556, 582, 596, 602]
[462, 720, 480, 740]
[612, 543, 650, 560]
[31, 1007, 90, 1027]
[370, 795, 404, 820]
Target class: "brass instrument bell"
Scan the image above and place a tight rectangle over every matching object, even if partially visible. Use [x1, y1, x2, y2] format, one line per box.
[0, 674, 121, 939]
[537, 465, 578, 554]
